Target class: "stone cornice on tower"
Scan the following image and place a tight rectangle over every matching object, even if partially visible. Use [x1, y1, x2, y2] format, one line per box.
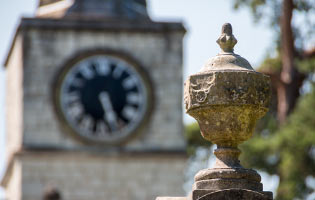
[3, 17, 185, 68]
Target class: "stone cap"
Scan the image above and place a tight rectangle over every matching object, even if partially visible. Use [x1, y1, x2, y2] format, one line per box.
[201, 54, 254, 72]
[198, 189, 273, 200]
[199, 23, 254, 72]
[156, 197, 187, 200]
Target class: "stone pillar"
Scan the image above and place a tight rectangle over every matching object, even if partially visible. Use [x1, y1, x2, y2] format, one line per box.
[156, 23, 273, 200]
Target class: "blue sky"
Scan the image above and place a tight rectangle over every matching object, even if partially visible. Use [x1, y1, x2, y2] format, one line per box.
[0, 0, 274, 197]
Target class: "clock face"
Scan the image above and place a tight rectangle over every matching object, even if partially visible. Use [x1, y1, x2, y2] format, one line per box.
[55, 54, 151, 144]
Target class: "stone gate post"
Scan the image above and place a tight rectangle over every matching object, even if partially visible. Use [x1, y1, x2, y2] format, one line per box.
[156, 23, 273, 200]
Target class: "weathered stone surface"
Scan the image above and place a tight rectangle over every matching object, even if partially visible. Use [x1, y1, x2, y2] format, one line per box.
[156, 197, 187, 200]
[184, 71, 270, 112]
[184, 23, 272, 200]
[6, 152, 186, 200]
[156, 23, 273, 200]
[198, 189, 272, 200]
[195, 168, 261, 182]
[193, 179, 262, 191]
[160, 189, 273, 200]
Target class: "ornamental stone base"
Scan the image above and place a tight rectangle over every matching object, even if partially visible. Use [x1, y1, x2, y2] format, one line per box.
[156, 23, 273, 200]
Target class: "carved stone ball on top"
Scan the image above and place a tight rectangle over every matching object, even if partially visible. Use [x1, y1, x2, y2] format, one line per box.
[184, 23, 272, 200]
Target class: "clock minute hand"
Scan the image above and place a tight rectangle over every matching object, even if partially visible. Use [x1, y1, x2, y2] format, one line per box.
[99, 92, 118, 131]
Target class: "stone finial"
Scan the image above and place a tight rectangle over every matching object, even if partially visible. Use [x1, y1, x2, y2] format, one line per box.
[156, 23, 273, 200]
[184, 23, 273, 200]
[216, 23, 237, 53]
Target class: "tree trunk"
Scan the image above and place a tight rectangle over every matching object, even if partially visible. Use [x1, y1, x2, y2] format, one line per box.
[278, 0, 298, 124]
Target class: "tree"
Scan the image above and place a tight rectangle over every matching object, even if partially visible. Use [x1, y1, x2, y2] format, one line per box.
[232, 0, 314, 124]
[185, 123, 211, 155]
[229, 0, 315, 199]
[240, 82, 315, 199]
[278, 0, 299, 123]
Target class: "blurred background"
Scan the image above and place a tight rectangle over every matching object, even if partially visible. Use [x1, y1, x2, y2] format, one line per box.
[0, 0, 314, 200]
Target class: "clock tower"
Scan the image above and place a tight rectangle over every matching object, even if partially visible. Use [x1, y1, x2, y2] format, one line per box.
[1, 0, 187, 199]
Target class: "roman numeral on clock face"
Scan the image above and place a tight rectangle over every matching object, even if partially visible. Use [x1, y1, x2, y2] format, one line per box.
[112, 64, 125, 79]
[80, 64, 95, 79]
[126, 92, 142, 104]
[96, 121, 108, 136]
[94, 59, 110, 76]
[122, 76, 138, 89]
[64, 91, 80, 103]
[66, 102, 84, 119]
[122, 106, 137, 120]
[80, 115, 94, 133]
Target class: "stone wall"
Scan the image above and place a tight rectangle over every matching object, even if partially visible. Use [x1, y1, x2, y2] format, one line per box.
[17, 152, 186, 200]
[6, 160, 22, 200]
[5, 34, 23, 160]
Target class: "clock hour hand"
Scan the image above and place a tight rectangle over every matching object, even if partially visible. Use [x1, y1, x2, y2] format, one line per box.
[99, 92, 118, 132]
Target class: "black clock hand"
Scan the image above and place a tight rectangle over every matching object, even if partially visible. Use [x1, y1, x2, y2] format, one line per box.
[99, 92, 118, 131]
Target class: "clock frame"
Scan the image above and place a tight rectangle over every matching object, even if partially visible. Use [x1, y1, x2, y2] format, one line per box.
[53, 49, 154, 145]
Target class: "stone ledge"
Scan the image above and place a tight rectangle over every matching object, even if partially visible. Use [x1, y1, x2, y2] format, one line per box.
[156, 190, 273, 200]
[198, 189, 273, 200]
[20, 17, 186, 32]
[4, 17, 186, 67]
[156, 197, 187, 200]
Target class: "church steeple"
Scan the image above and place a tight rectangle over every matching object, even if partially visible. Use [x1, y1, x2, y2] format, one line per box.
[36, 0, 150, 20]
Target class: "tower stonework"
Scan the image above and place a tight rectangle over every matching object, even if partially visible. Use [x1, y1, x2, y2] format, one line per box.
[2, 1, 187, 199]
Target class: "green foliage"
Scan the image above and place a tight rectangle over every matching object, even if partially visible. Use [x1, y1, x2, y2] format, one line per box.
[184, 122, 211, 155]
[233, 0, 267, 21]
[232, 0, 281, 27]
[258, 55, 282, 73]
[296, 57, 315, 73]
[240, 82, 315, 199]
[258, 55, 315, 74]
[231, 0, 315, 49]
[258, 54, 315, 75]
[294, 0, 314, 12]
[231, 0, 315, 24]
[273, 83, 315, 199]
[229, 1, 315, 197]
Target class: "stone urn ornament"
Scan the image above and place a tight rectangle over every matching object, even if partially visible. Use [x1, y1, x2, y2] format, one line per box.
[184, 23, 273, 200]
